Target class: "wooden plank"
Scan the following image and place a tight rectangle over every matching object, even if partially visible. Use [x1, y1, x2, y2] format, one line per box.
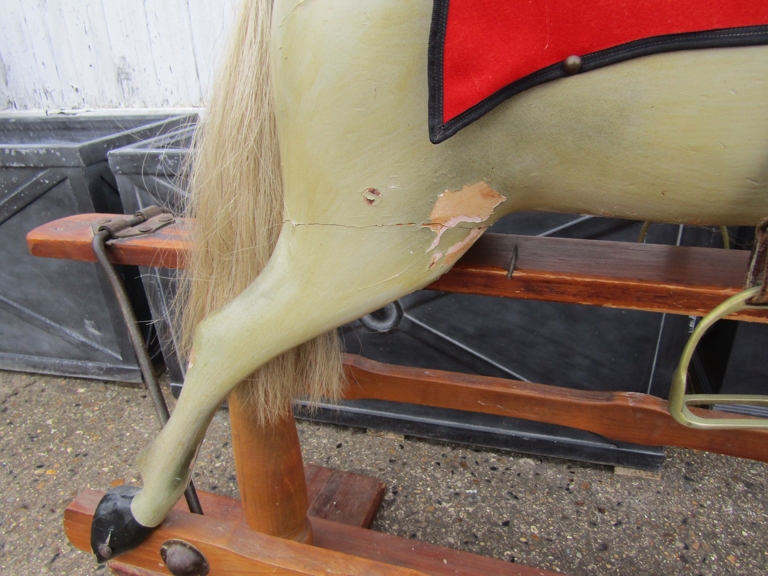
[142, 0, 202, 107]
[431, 233, 764, 320]
[67, 489, 557, 576]
[2, 0, 65, 109]
[343, 354, 768, 464]
[27, 213, 191, 269]
[306, 467, 385, 529]
[27, 213, 767, 321]
[66, 490, 423, 576]
[303, 463, 332, 503]
[305, 463, 388, 528]
[187, 491, 541, 574]
[186, 0, 239, 99]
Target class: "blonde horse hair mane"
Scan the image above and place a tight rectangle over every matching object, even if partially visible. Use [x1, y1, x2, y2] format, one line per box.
[177, 0, 344, 425]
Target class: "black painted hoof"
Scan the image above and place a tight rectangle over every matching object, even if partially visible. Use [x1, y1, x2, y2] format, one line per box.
[90, 486, 154, 563]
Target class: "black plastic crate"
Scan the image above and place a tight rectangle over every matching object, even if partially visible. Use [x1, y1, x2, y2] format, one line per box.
[0, 113, 195, 382]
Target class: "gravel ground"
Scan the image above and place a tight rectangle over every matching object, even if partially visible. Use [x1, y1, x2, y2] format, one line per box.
[0, 369, 766, 575]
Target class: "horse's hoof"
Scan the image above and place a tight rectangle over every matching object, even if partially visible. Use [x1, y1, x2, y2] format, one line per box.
[90, 486, 154, 563]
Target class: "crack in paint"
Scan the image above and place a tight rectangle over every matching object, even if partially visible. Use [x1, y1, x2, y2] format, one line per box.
[286, 220, 422, 230]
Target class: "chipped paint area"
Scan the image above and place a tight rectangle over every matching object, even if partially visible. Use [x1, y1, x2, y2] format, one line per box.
[429, 251, 444, 269]
[362, 188, 382, 205]
[429, 227, 486, 269]
[424, 182, 505, 250]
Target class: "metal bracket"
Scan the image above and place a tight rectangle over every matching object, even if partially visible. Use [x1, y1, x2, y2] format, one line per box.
[668, 286, 768, 429]
[91, 206, 175, 239]
[113, 212, 175, 239]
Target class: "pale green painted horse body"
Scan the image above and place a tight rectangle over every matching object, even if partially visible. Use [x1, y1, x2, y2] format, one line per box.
[96, 0, 768, 554]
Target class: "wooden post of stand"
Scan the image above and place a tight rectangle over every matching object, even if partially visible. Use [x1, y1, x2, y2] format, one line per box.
[228, 395, 313, 544]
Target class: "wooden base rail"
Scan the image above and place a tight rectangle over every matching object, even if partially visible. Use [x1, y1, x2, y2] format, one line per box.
[27, 213, 768, 322]
[65, 488, 555, 576]
[343, 354, 768, 463]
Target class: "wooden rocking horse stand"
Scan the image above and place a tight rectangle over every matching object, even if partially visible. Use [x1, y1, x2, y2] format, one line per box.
[28, 213, 768, 576]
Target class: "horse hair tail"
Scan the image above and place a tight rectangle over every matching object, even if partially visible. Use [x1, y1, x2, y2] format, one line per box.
[177, 0, 344, 425]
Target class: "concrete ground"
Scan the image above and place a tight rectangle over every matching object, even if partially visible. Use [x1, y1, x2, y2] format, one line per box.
[0, 369, 766, 575]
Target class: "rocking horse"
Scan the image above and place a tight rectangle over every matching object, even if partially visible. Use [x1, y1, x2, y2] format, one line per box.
[27, 0, 768, 573]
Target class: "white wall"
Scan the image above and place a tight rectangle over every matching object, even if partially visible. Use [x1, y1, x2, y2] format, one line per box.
[0, 0, 239, 111]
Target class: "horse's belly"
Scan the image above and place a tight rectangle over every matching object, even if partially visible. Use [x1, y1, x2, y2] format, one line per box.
[274, 1, 768, 229]
[481, 46, 768, 225]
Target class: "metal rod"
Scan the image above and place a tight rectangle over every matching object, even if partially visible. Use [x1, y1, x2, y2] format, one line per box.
[536, 215, 593, 238]
[92, 229, 203, 515]
[719, 225, 731, 250]
[637, 221, 652, 244]
[403, 312, 530, 382]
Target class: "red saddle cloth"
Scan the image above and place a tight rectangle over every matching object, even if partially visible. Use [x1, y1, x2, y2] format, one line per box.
[428, 0, 768, 143]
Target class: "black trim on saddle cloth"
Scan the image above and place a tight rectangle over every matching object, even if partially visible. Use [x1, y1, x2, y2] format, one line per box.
[428, 1, 768, 144]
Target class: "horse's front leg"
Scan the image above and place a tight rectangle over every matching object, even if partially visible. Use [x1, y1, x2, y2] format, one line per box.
[90, 218, 482, 560]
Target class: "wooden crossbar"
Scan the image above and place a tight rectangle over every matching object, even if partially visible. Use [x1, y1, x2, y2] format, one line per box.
[27, 213, 767, 322]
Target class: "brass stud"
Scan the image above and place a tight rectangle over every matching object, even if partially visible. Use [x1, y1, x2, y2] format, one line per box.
[563, 55, 582, 75]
